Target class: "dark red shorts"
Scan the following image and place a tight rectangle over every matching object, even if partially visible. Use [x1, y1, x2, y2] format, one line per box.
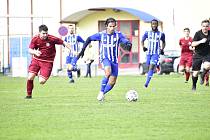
[28, 58, 53, 80]
[179, 55, 192, 67]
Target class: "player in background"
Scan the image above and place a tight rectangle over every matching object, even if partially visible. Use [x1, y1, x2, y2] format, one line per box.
[191, 19, 210, 91]
[64, 25, 85, 83]
[141, 19, 166, 88]
[26, 24, 70, 99]
[71, 17, 132, 101]
[178, 28, 194, 83]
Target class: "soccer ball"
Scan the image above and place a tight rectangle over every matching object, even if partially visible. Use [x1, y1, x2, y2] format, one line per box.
[125, 90, 138, 102]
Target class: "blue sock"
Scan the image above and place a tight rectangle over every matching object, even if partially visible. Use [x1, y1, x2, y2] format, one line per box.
[67, 70, 72, 79]
[145, 69, 154, 87]
[104, 83, 113, 94]
[100, 77, 108, 93]
[72, 66, 78, 71]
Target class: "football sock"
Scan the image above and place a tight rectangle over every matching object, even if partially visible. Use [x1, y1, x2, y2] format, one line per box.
[205, 72, 209, 82]
[27, 80, 34, 96]
[100, 77, 108, 93]
[185, 72, 190, 81]
[201, 69, 208, 81]
[192, 76, 198, 88]
[67, 70, 73, 79]
[145, 69, 154, 87]
[104, 83, 113, 94]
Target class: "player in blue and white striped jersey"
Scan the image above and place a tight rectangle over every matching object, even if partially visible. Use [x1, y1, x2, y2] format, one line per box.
[72, 17, 132, 101]
[141, 19, 166, 88]
[64, 25, 85, 83]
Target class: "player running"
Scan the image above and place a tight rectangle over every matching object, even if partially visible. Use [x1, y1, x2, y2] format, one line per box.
[71, 17, 132, 101]
[141, 19, 166, 88]
[64, 25, 85, 83]
[178, 28, 194, 83]
[25, 24, 70, 99]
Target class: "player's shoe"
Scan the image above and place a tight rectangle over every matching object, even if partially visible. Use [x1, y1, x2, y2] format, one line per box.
[97, 91, 105, 101]
[200, 71, 206, 85]
[192, 85, 196, 91]
[185, 80, 188, 83]
[69, 79, 75, 83]
[200, 77, 204, 85]
[77, 69, 81, 78]
[25, 95, 32, 99]
[205, 82, 209, 86]
[144, 84, 148, 88]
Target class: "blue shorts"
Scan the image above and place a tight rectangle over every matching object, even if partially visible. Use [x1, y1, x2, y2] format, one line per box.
[146, 54, 159, 66]
[101, 58, 118, 77]
[66, 56, 73, 64]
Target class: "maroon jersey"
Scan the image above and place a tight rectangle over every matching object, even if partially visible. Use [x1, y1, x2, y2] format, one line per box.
[179, 37, 193, 56]
[29, 34, 64, 62]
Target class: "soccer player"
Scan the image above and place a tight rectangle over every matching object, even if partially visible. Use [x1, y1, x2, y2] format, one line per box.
[191, 19, 210, 91]
[72, 17, 132, 101]
[25, 24, 70, 99]
[178, 28, 194, 83]
[141, 19, 166, 88]
[64, 25, 85, 83]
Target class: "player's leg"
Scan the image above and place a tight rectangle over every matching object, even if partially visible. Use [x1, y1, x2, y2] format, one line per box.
[185, 56, 192, 83]
[204, 71, 209, 86]
[66, 56, 74, 83]
[144, 54, 158, 88]
[103, 62, 118, 94]
[26, 72, 36, 99]
[38, 61, 53, 84]
[200, 61, 210, 85]
[89, 60, 94, 78]
[178, 57, 185, 74]
[185, 66, 191, 83]
[97, 59, 111, 101]
[26, 59, 39, 99]
[192, 56, 202, 91]
[87, 63, 91, 77]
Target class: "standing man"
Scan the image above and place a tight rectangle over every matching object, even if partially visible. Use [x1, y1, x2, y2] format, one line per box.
[178, 28, 194, 83]
[83, 44, 94, 78]
[191, 19, 210, 91]
[64, 25, 85, 83]
[26, 24, 70, 99]
[72, 17, 132, 101]
[141, 19, 166, 88]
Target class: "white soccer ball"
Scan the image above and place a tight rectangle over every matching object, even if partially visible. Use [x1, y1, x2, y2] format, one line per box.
[125, 89, 138, 102]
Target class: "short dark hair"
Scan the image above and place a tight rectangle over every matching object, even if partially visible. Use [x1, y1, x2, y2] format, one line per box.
[105, 17, 117, 27]
[201, 19, 209, 25]
[183, 28, 190, 32]
[151, 19, 158, 24]
[39, 24, 48, 32]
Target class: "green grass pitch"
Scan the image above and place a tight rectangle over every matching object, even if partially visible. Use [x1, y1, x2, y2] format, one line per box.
[0, 74, 210, 140]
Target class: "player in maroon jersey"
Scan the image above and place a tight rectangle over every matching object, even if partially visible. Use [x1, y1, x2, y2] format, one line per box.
[25, 24, 70, 99]
[178, 28, 194, 83]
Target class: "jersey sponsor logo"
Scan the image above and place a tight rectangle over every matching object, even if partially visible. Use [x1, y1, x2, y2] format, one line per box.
[46, 43, 50, 46]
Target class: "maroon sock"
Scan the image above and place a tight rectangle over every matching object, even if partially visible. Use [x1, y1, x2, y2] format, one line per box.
[205, 73, 209, 83]
[27, 80, 34, 96]
[185, 72, 190, 81]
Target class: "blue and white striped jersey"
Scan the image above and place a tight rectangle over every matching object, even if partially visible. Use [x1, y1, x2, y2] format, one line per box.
[88, 30, 130, 64]
[64, 34, 85, 57]
[142, 31, 165, 55]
